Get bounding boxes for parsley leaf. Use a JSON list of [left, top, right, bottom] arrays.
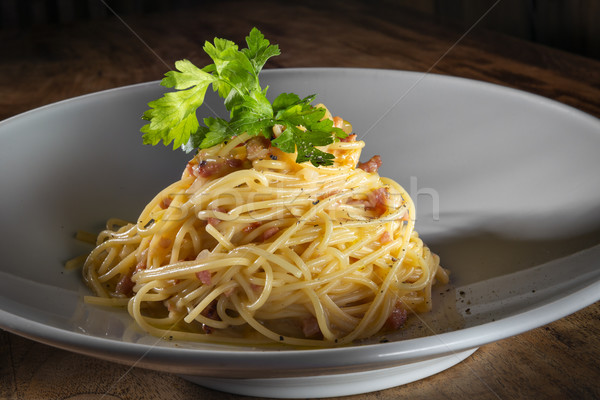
[[242, 27, 280, 75], [141, 27, 347, 167], [141, 60, 214, 149]]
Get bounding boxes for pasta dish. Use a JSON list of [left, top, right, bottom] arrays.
[[83, 109, 447, 346], [80, 29, 448, 347]]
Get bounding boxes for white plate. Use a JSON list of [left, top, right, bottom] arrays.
[[1, 68, 599, 398]]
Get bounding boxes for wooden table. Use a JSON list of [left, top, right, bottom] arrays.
[[1, 1, 599, 399]]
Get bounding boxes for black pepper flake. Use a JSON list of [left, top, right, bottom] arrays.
[[391, 257, 398, 262], [279, 335, 285, 341], [199, 160, 207, 167], [144, 218, 155, 229], [312, 200, 320, 205], [270, 154, 278, 160]]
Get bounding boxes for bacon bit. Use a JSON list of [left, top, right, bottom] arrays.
[[207, 206, 227, 226], [134, 250, 147, 273], [347, 187, 389, 216], [201, 300, 219, 320], [340, 133, 357, 142], [200, 300, 220, 334], [190, 154, 247, 179], [246, 136, 271, 161], [262, 226, 280, 241], [332, 116, 344, 129], [158, 236, 172, 248], [226, 158, 243, 168], [196, 160, 222, 177], [159, 196, 172, 209], [380, 231, 392, 244], [185, 161, 195, 177], [196, 270, 212, 285], [115, 272, 134, 296], [134, 261, 146, 273], [243, 221, 262, 233], [357, 155, 382, 173], [207, 217, 221, 226], [386, 305, 408, 330], [302, 316, 321, 338], [367, 187, 388, 216]]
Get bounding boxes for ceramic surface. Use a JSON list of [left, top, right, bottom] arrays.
[[1, 68, 599, 397]]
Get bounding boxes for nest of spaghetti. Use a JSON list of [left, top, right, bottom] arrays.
[[83, 108, 448, 347]]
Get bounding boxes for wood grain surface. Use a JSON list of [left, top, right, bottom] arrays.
[[1, 1, 599, 399]]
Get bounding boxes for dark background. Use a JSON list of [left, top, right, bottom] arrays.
[[1, 0, 599, 60]]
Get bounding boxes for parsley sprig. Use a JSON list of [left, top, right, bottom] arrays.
[[141, 28, 346, 166]]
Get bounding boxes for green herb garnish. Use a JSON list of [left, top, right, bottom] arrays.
[[141, 27, 346, 166]]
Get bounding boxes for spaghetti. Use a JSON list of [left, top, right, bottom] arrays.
[[83, 108, 448, 347]]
